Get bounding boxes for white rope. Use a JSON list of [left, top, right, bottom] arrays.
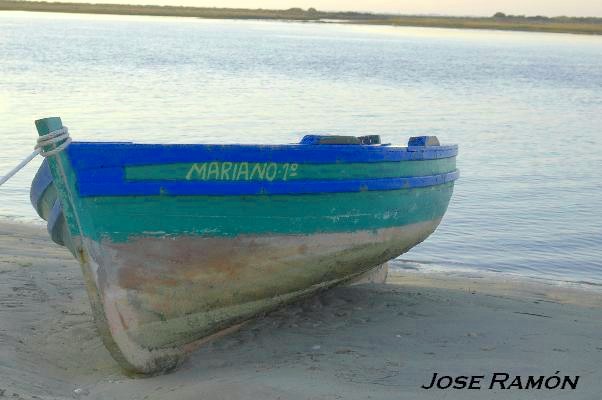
[[0, 149, 40, 186], [0, 126, 71, 187], [36, 126, 71, 157]]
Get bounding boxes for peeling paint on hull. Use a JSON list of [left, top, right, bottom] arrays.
[[80, 220, 440, 374]]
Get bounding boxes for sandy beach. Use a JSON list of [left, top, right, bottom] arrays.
[[1, 221, 601, 399]]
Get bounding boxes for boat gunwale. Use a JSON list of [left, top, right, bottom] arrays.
[[66, 142, 458, 170]]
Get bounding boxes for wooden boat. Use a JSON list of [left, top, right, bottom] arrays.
[[30, 117, 458, 375]]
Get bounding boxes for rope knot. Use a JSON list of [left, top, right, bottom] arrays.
[[35, 127, 71, 157]]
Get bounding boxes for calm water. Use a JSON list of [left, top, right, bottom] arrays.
[[1, 12, 601, 287]]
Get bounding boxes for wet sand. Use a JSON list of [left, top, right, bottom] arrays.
[[1, 221, 601, 399]]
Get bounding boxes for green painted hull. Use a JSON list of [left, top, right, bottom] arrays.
[[32, 117, 457, 375], [77, 184, 454, 241]]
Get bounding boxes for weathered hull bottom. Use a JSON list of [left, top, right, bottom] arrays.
[[76, 218, 441, 374]]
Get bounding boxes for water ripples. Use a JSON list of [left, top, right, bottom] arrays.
[[1, 12, 601, 286]]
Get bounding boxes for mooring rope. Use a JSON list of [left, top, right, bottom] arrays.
[[0, 127, 71, 186], [36, 127, 71, 157]]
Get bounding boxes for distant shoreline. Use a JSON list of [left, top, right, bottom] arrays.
[[2, 0, 602, 36]]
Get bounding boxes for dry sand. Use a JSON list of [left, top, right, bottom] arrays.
[[1, 221, 601, 399]]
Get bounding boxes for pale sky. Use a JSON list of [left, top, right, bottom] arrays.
[[73, 0, 602, 17]]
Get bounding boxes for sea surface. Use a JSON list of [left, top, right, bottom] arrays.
[[1, 11, 601, 287]]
